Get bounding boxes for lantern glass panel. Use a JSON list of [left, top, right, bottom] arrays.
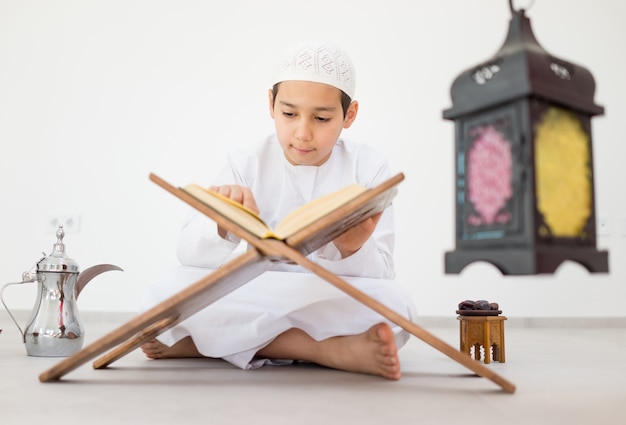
[[535, 106, 592, 238], [459, 106, 522, 242]]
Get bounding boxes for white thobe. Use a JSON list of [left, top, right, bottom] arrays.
[[142, 136, 417, 369]]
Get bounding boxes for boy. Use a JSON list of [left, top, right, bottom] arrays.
[[141, 43, 417, 380]]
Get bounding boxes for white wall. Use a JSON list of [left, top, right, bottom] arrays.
[[1, 0, 624, 318]]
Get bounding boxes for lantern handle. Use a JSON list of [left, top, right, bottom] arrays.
[[508, 0, 535, 14]]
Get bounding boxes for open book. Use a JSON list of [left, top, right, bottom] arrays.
[[182, 183, 367, 240]]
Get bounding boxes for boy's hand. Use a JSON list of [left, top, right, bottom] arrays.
[[209, 185, 259, 239], [332, 211, 383, 258]]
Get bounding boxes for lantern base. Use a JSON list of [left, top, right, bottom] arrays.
[[445, 246, 608, 275]]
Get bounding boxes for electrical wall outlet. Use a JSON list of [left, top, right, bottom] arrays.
[[47, 214, 81, 234]]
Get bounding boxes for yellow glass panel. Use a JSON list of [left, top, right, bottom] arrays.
[[535, 107, 591, 237]]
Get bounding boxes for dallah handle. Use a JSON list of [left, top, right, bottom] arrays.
[[0, 280, 33, 343]]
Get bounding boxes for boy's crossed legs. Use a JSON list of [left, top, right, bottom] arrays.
[[141, 322, 401, 380]]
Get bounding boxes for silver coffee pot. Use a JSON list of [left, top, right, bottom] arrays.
[[1, 225, 122, 357]]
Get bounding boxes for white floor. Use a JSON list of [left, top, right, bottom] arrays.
[[1, 312, 625, 425]]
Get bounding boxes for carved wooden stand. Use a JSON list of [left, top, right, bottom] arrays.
[[458, 315, 507, 364]]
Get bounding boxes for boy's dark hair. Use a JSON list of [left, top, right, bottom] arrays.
[[272, 83, 352, 118]]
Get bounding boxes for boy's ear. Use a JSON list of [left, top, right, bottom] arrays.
[[268, 89, 275, 119], [343, 100, 359, 129]]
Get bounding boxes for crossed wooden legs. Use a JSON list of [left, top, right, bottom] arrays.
[[39, 241, 515, 393]]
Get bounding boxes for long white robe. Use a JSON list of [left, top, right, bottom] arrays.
[[142, 136, 418, 369]]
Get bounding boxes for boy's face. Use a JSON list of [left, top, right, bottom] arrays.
[[269, 80, 358, 166]]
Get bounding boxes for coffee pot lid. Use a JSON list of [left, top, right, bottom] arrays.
[[37, 225, 79, 273]]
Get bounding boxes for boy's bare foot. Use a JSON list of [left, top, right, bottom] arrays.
[[320, 322, 401, 380], [140, 324, 401, 380], [258, 323, 401, 380], [141, 336, 203, 359]]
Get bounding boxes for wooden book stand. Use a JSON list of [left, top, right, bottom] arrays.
[[39, 173, 516, 394]]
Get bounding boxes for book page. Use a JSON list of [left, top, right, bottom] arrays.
[[183, 183, 368, 241], [274, 184, 367, 238], [182, 184, 272, 238]]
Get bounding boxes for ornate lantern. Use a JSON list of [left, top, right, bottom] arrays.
[[443, 4, 608, 275]]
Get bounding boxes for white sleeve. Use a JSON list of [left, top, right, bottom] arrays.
[[176, 210, 241, 268], [175, 153, 248, 268]]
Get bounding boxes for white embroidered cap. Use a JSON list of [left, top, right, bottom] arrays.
[[272, 43, 356, 99]]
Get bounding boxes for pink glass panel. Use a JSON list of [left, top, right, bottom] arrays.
[[467, 125, 513, 226]]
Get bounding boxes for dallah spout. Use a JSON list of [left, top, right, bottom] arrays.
[[75, 264, 123, 298]]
